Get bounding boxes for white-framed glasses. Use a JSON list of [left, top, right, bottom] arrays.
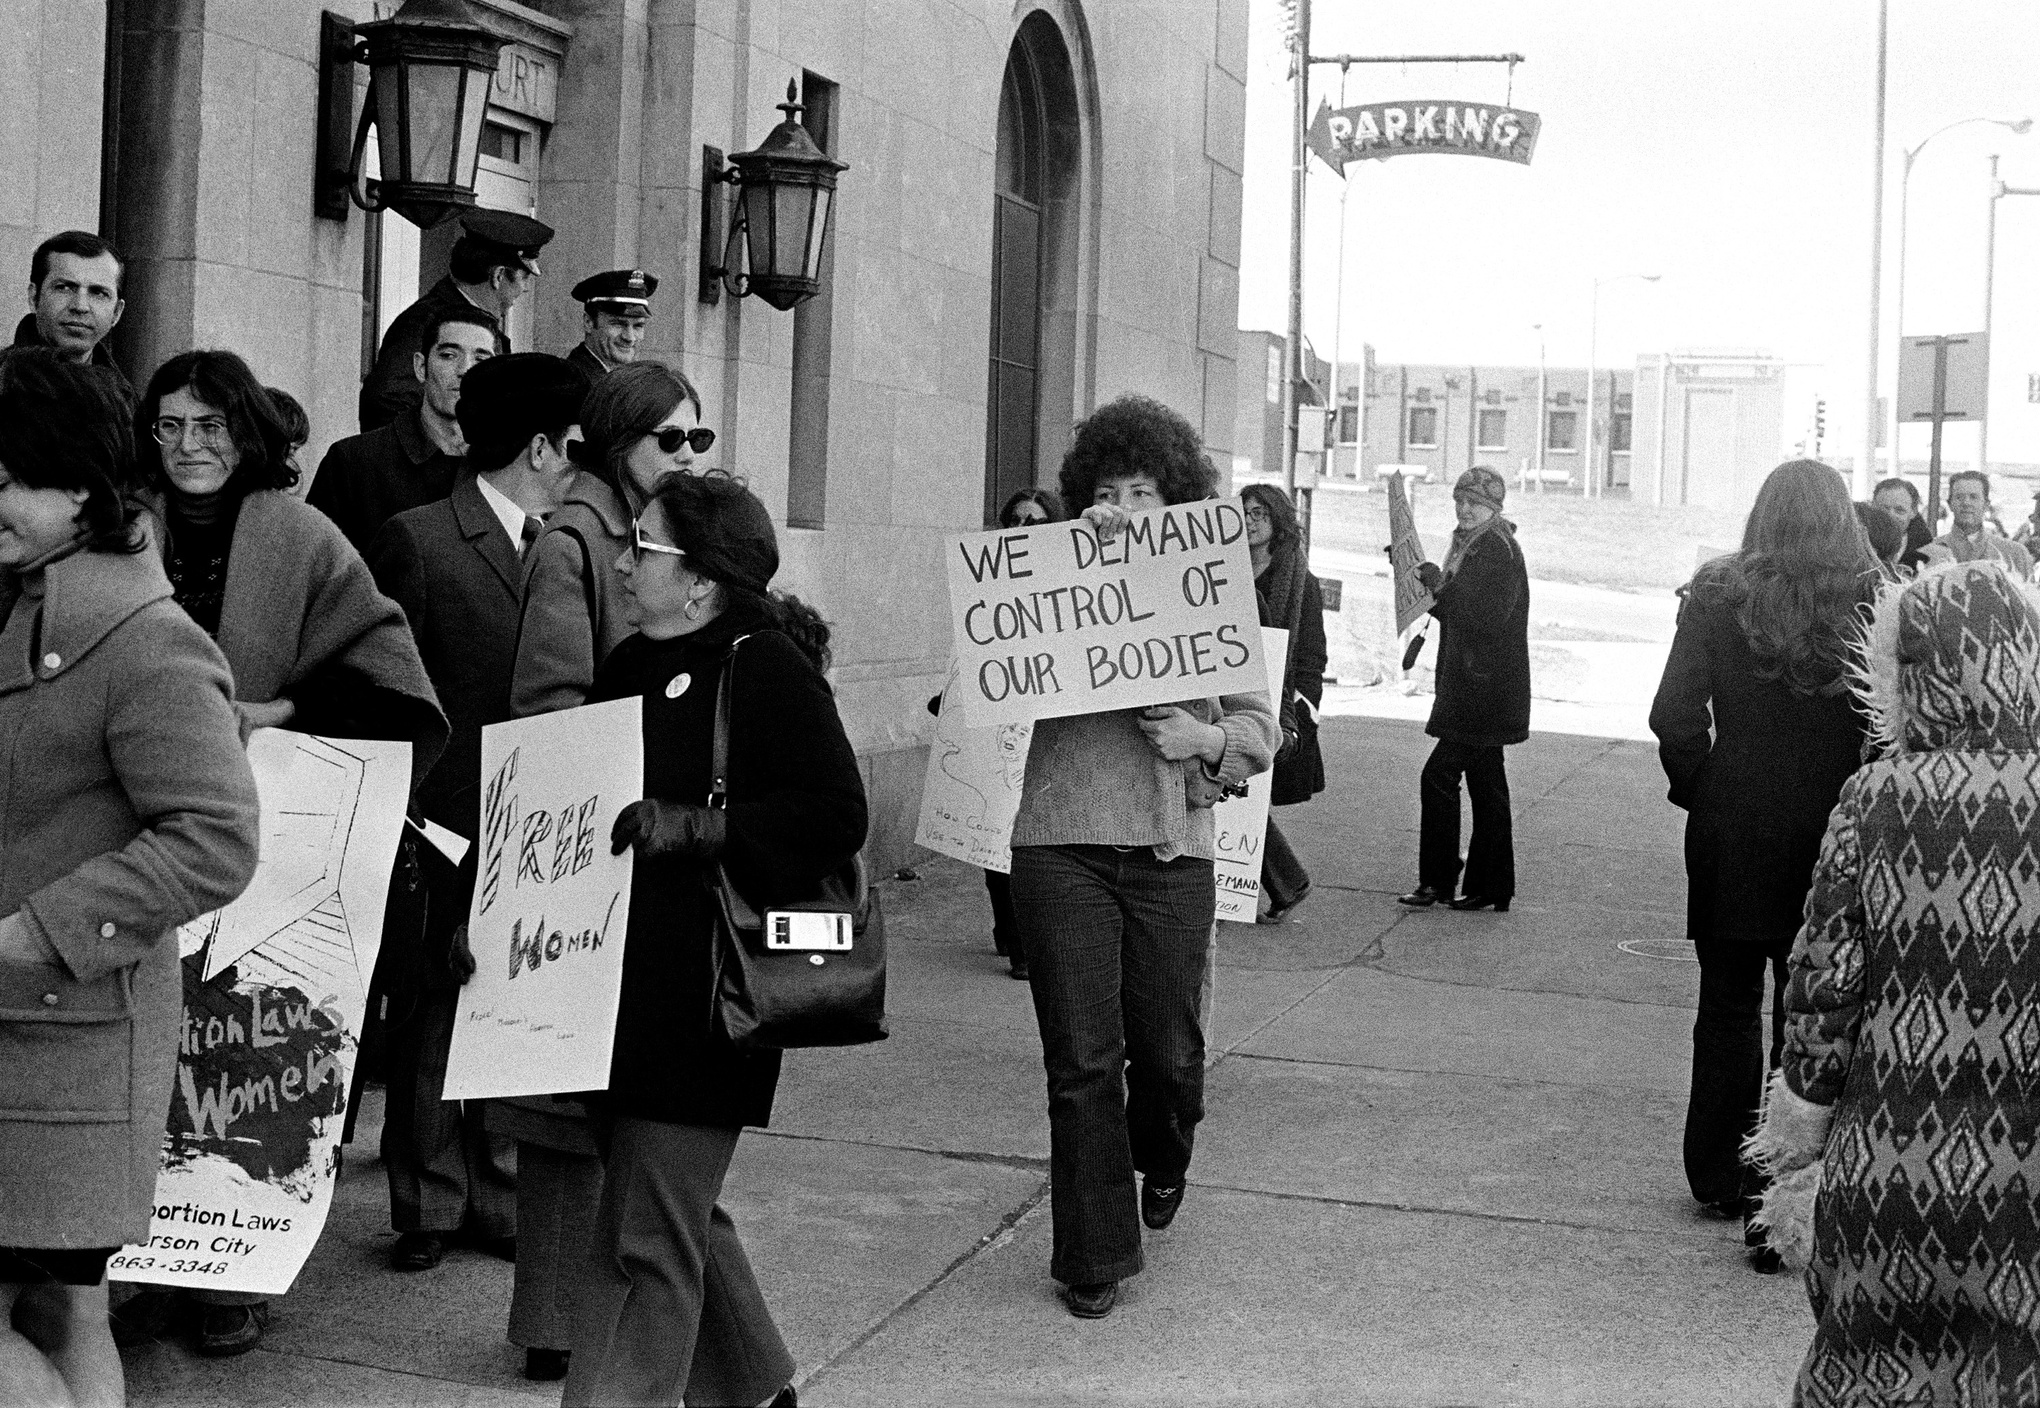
[[630, 518, 687, 563]]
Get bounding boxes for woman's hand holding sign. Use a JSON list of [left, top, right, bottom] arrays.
[[1138, 704, 1226, 765]]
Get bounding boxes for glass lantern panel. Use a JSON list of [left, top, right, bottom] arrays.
[[371, 65, 409, 179], [773, 182, 813, 280], [741, 181, 778, 277], [402, 61, 465, 186], [803, 187, 834, 282], [452, 67, 489, 191]]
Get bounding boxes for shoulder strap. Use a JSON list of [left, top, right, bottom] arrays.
[[708, 633, 754, 810]]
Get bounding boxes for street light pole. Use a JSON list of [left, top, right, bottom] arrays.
[[1532, 323, 1546, 494], [1860, 0, 1886, 500], [1584, 272, 1660, 501], [1979, 153, 2000, 475], [1282, 0, 1311, 523]]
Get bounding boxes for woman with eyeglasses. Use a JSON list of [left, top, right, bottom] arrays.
[[117, 350, 445, 1356], [1240, 483, 1327, 923], [562, 474, 862, 1408], [0, 350, 258, 1405]]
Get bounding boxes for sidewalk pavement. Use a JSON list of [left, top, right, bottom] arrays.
[[126, 715, 1810, 1407]]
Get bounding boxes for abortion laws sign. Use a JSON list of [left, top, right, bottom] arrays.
[[943, 499, 1267, 728]]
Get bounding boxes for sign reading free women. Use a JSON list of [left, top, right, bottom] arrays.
[[944, 498, 1266, 727]]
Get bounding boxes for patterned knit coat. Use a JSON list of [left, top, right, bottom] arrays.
[[1771, 562, 2040, 1407]]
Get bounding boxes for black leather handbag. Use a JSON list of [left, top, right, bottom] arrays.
[[706, 637, 888, 1052]]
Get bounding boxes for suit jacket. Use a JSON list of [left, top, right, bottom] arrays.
[[309, 406, 464, 556], [566, 343, 612, 380], [358, 277, 507, 432]]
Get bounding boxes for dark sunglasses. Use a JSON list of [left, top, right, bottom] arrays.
[[651, 426, 716, 456]]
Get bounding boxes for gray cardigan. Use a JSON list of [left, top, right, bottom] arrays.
[[1010, 693, 1278, 861]]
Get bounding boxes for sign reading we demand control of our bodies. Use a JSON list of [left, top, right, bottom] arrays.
[[944, 498, 1267, 728]]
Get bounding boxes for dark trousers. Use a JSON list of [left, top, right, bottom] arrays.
[[381, 989, 517, 1236], [984, 868, 1019, 955], [509, 1142, 603, 1351], [565, 1119, 792, 1408], [1684, 937, 1791, 1207], [1418, 739, 1515, 900], [1010, 844, 1214, 1287], [1260, 816, 1310, 908]]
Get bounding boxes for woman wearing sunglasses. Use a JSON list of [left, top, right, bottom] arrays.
[[563, 474, 862, 1408], [510, 361, 713, 718]]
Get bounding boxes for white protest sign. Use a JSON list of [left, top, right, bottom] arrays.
[[914, 663, 1032, 873], [1389, 473, 1434, 636], [944, 497, 1266, 728], [444, 696, 641, 1100], [1214, 629, 1290, 923], [111, 731, 410, 1296]]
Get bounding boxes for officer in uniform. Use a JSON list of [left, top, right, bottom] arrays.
[[359, 208, 554, 432], [566, 268, 657, 379]]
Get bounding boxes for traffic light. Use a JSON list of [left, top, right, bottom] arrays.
[[1814, 398, 1827, 445]]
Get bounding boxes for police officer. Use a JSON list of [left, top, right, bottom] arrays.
[[359, 208, 554, 432], [566, 268, 657, 378]]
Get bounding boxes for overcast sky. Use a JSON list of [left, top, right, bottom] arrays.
[[1236, 0, 2040, 464]]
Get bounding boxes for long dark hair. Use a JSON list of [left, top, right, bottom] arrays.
[[1240, 482, 1302, 556], [573, 362, 704, 501], [137, 350, 299, 495], [1693, 459, 1876, 693], [998, 486, 1067, 527], [0, 349, 143, 553]]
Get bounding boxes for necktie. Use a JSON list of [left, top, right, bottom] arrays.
[[520, 514, 545, 555]]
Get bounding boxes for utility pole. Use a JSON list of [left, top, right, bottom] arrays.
[[1980, 153, 1999, 474], [1281, 0, 1311, 544], [1859, 0, 1886, 498]]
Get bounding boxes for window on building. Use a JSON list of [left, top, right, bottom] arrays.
[[1412, 386, 1432, 403], [1553, 390, 1573, 407], [786, 70, 837, 529], [479, 121, 525, 164], [1615, 392, 1633, 412], [1547, 409, 1578, 451], [1610, 413, 1633, 453], [1407, 406, 1439, 448], [1483, 388, 1502, 406], [985, 41, 1047, 525], [1477, 408, 1507, 450], [1265, 345, 1281, 404], [1337, 404, 1358, 443]]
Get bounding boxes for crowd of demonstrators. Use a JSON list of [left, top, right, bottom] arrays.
[[1920, 470, 2034, 578], [1649, 459, 1881, 1275], [1007, 396, 1278, 1320], [1240, 483, 1326, 924], [1747, 559, 2040, 1404], [0, 351, 260, 1405], [1397, 465, 1531, 914]]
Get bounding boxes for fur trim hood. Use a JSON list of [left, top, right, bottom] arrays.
[[1850, 560, 2040, 757]]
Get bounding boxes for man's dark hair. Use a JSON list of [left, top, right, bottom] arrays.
[[1056, 395, 1219, 509], [1854, 500, 1901, 564], [137, 350, 301, 495], [456, 353, 588, 474], [448, 236, 516, 285], [0, 348, 142, 552], [421, 306, 499, 357], [30, 231, 124, 292], [1872, 476, 1920, 510], [1948, 469, 1992, 501]]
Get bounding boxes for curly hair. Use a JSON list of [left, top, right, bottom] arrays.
[[0, 349, 143, 553], [1056, 395, 1218, 508], [1240, 482, 1302, 556], [137, 350, 299, 494], [1690, 459, 1878, 695]]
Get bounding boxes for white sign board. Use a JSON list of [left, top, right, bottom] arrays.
[[943, 499, 1266, 728], [111, 732, 411, 1296], [914, 665, 1032, 873], [1897, 332, 1988, 422], [444, 697, 641, 1100], [1214, 629, 1291, 923]]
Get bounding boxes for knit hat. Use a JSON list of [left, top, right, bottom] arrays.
[[455, 353, 589, 473], [1454, 465, 1507, 512], [661, 473, 778, 594]]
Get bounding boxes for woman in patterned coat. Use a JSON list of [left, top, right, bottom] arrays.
[[1750, 560, 2040, 1405]]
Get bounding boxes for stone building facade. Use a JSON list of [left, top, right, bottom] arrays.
[[3, 0, 1250, 865]]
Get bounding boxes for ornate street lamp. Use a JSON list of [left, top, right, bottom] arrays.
[[315, 0, 507, 228], [700, 82, 849, 311]]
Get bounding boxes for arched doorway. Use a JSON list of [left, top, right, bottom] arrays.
[[984, 10, 1091, 526]]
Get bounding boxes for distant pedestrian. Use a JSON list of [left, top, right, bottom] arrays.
[[1852, 501, 1902, 579], [358, 210, 551, 432], [1240, 482, 1327, 923], [1649, 458, 1877, 1272], [1398, 464, 1530, 913], [1870, 477, 1930, 573], [566, 474, 859, 1408], [12, 231, 128, 389], [565, 269, 657, 379], [1920, 470, 2032, 579], [263, 386, 309, 474], [1748, 560, 2040, 1403], [0, 350, 258, 1405], [1008, 395, 1278, 1319]]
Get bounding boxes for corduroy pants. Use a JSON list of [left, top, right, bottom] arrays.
[[1011, 844, 1214, 1287]]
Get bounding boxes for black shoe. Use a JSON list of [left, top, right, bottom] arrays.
[[390, 1231, 447, 1271], [1448, 893, 1510, 912], [992, 931, 1010, 957], [1062, 1281, 1117, 1318], [1747, 1243, 1783, 1274], [523, 1348, 571, 1381], [1009, 955, 1029, 981], [1141, 1180, 1184, 1230], [1397, 886, 1444, 907], [197, 1301, 270, 1357], [454, 1222, 517, 1261], [1258, 883, 1312, 925]]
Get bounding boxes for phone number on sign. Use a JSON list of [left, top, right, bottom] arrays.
[[107, 1255, 231, 1277]]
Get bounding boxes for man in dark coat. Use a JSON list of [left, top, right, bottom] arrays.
[[311, 307, 495, 554], [358, 209, 552, 432], [13, 230, 131, 391], [366, 353, 587, 1271], [1399, 465, 1531, 911], [564, 268, 656, 379]]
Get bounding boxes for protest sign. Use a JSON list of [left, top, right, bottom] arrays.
[[1213, 628, 1290, 923], [914, 663, 1032, 873], [944, 498, 1266, 728], [444, 696, 641, 1100], [1388, 473, 1435, 636], [110, 731, 410, 1296]]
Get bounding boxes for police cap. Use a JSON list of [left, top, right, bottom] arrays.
[[572, 268, 658, 312], [456, 209, 555, 274]]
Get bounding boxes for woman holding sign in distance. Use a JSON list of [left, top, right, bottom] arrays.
[[569, 473, 861, 1408], [1009, 395, 1278, 1319], [1240, 483, 1327, 923], [0, 351, 259, 1406]]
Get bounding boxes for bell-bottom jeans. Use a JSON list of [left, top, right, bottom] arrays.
[[1418, 739, 1515, 900], [1684, 936, 1791, 1209], [1010, 844, 1214, 1287]]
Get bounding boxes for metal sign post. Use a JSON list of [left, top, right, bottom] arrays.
[[1896, 331, 1987, 528]]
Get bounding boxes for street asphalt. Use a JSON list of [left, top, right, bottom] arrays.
[[124, 715, 1811, 1407]]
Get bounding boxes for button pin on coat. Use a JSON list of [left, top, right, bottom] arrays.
[[100, 922, 116, 938], [42, 653, 60, 670], [666, 673, 691, 699]]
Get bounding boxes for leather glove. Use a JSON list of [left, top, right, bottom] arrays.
[[1416, 561, 1443, 592], [610, 799, 727, 859], [1277, 728, 1299, 764]]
